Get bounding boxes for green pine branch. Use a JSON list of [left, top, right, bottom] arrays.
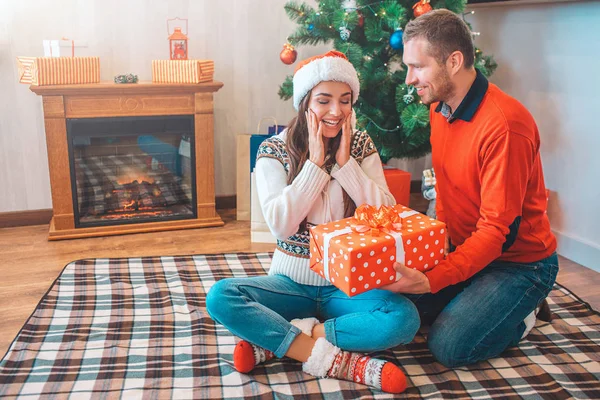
[[279, 0, 496, 162], [278, 75, 294, 100]]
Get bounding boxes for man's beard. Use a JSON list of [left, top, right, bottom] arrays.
[[424, 69, 455, 106]]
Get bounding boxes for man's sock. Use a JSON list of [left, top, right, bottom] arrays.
[[233, 317, 320, 373], [521, 298, 552, 339], [302, 337, 407, 394]]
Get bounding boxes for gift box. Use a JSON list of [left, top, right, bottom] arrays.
[[310, 204, 446, 297], [17, 56, 100, 85], [383, 166, 411, 206], [151, 60, 214, 83]]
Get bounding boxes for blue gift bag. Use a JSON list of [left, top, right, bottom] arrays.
[[250, 117, 286, 171]]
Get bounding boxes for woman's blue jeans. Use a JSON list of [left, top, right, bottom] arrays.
[[206, 275, 420, 358], [407, 252, 559, 368]]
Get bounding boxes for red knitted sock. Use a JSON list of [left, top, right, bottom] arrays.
[[303, 338, 407, 394], [233, 340, 275, 373], [328, 351, 407, 393]]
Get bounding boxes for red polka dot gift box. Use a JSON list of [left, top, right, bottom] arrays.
[[309, 204, 447, 297]]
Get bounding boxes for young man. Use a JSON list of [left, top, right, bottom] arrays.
[[381, 9, 558, 368]]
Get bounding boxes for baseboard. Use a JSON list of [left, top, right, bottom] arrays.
[[0, 196, 237, 229], [0, 209, 53, 228], [553, 229, 600, 273]]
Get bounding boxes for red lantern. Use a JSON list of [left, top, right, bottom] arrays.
[[167, 18, 189, 60]]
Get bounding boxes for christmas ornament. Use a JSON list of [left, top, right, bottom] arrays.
[[339, 26, 351, 41], [280, 43, 297, 65], [114, 73, 139, 84], [308, 23, 314, 31], [389, 29, 403, 50], [403, 86, 415, 104], [358, 12, 364, 27], [413, 0, 432, 18]]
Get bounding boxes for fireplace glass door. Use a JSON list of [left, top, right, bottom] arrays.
[[67, 115, 196, 227]]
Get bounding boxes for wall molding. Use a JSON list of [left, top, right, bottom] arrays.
[[553, 229, 600, 273], [0, 209, 53, 228], [0, 195, 238, 229]]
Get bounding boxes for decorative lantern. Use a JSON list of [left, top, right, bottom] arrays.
[[167, 18, 188, 60]]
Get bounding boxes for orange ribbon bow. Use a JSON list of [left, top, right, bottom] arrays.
[[351, 204, 403, 236]]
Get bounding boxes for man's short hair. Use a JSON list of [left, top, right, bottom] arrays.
[[403, 9, 475, 68]]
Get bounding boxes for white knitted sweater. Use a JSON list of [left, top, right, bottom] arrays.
[[255, 129, 395, 286]]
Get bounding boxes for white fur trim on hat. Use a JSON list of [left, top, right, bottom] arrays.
[[293, 56, 360, 110]]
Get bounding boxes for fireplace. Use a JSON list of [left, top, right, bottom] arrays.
[[68, 115, 196, 227], [30, 81, 224, 240]]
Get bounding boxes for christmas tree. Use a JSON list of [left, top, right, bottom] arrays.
[[278, 0, 497, 162]]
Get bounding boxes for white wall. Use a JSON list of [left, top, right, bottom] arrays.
[[469, 1, 600, 271], [0, 0, 329, 211]]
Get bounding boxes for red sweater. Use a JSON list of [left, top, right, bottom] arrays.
[[424, 73, 557, 294]]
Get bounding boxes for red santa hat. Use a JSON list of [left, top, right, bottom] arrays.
[[293, 50, 360, 110]]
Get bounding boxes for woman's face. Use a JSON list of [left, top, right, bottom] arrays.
[[308, 81, 352, 138]]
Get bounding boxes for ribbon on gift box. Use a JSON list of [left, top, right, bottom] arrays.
[[351, 204, 403, 236], [320, 205, 419, 282]]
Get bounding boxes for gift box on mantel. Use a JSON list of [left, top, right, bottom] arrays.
[[310, 204, 446, 297], [17, 56, 100, 85], [152, 60, 214, 83]]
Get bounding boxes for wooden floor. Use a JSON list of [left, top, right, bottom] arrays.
[[1, 208, 599, 357]]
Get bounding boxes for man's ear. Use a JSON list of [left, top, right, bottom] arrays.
[[447, 50, 465, 76]]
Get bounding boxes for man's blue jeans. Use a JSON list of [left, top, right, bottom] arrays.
[[407, 252, 559, 368], [206, 275, 420, 358]]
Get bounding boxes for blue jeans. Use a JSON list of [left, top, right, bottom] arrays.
[[407, 252, 559, 368], [206, 275, 420, 358]]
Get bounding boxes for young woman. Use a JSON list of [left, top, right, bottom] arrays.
[[206, 51, 419, 394]]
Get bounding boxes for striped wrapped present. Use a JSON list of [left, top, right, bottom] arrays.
[[16, 56, 100, 85], [152, 60, 214, 84]]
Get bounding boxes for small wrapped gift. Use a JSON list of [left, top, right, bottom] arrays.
[[151, 60, 214, 83], [17, 56, 100, 85], [310, 204, 446, 297]]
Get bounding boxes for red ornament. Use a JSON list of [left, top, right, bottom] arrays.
[[413, 0, 432, 18], [280, 43, 297, 65], [358, 12, 364, 27]]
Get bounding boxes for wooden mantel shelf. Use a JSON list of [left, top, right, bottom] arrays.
[[30, 81, 224, 96], [32, 80, 225, 240]]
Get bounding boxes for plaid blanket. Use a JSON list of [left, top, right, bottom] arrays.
[[1, 253, 599, 399]]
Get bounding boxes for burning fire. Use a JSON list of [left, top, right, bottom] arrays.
[[117, 175, 154, 185], [116, 167, 155, 185]]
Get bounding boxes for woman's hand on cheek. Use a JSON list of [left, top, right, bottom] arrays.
[[306, 109, 325, 167], [335, 113, 352, 167]]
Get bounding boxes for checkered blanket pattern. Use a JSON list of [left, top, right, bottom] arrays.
[[1, 253, 599, 399], [74, 155, 192, 217]]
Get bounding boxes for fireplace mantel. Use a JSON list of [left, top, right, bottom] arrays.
[[31, 81, 225, 240]]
